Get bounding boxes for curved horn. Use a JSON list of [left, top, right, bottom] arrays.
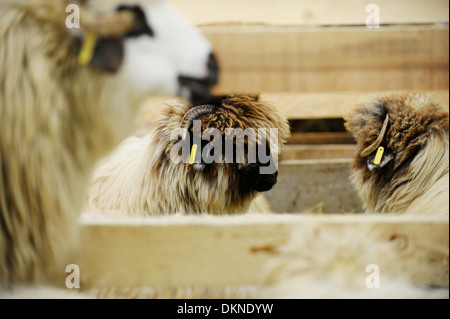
[[78, 3, 135, 38], [361, 114, 389, 157], [180, 104, 217, 140], [180, 104, 217, 129]]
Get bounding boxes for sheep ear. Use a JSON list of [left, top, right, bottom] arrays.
[[188, 142, 206, 171], [366, 145, 394, 171], [76, 35, 124, 73], [84, 5, 152, 73], [74, 4, 150, 73]]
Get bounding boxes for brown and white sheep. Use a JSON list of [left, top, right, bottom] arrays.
[[88, 94, 290, 216], [258, 92, 449, 299], [0, 0, 217, 291], [344, 92, 449, 216]]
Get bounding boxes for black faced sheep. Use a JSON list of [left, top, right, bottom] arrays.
[[0, 0, 217, 290], [88, 94, 290, 216], [344, 92, 449, 215]]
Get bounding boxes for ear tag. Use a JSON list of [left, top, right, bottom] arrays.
[[373, 146, 384, 165], [78, 32, 98, 66], [189, 144, 198, 165]]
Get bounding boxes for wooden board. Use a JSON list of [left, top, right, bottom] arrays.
[[262, 91, 450, 119], [286, 132, 355, 144], [137, 90, 450, 125], [75, 214, 449, 289], [280, 144, 356, 160], [167, 1, 449, 93], [169, 0, 449, 26], [203, 26, 448, 93], [265, 159, 362, 213]]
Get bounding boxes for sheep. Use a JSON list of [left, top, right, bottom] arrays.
[[260, 222, 449, 299], [84, 94, 288, 298], [0, 0, 217, 291], [88, 94, 290, 216], [258, 92, 449, 299], [344, 92, 449, 215]]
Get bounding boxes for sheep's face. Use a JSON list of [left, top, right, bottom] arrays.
[[154, 94, 290, 214], [70, 0, 218, 103], [344, 93, 449, 211]]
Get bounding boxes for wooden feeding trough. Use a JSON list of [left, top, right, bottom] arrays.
[[75, 0, 449, 294]]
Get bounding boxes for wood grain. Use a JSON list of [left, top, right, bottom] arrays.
[[280, 144, 356, 160], [286, 132, 355, 144], [264, 159, 362, 213], [169, 0, 449, 26], [137, 90, 449, 125], [203, 26, 448, 93], [75, 214, 449, 288]]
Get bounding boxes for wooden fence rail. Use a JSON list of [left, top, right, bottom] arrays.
[[75, 214, 449, 289]]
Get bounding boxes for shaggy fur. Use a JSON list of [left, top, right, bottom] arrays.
[[258, 93, 449, 300], [260, 222, 449, 299], [344, 93, 449, 215], [0, 0, 140, 286], [88, 94, 290, 216], [0, 0, 215, 290]]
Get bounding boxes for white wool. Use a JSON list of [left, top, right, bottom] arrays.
[[260, 224, 449, 299], [0, 0, 214, 291]]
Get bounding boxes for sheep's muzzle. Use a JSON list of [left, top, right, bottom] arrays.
[[239, 164, 278, 192]]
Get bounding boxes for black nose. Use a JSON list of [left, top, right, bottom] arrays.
[[239, 164, 279, 193], [178, 52, 220, 104], [252, 172, 278, 192]]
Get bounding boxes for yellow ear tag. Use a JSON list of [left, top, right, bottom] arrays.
[[373, 146, 384, 165], [77, 32, 98, 66], [189, 144, 198, 165]]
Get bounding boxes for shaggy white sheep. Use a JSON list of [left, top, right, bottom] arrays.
[[0, 0, 217, 292]]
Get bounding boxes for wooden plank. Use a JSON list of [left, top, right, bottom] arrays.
[[204, 26, 448, 93], [75, 214, 449, 288], [262, 91, 450, 119], [280, 144, 356, 160], [265, 159, 362, 213], [137, 90, 450, 124], [286, 132, 355, 145], [169, 0, 449, 26], [205, 26, 448, 74]]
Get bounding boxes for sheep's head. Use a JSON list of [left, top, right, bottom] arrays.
[[345, 93, 448, 174], [344, 93, 449, 212], [152, 94, 290, 214], [63, 0, 218, 103]]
